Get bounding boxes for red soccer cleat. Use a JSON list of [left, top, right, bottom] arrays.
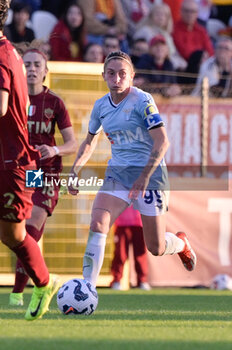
[[176, 232, 196, 271]]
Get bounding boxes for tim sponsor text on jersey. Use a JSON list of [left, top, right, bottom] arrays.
[[105, 103, 162, 145], [27, 121, 52, 134], [105, 126, 145, 145]]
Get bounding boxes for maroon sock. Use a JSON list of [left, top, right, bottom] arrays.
[[12, 259, 29, 293], [26, 223, 45, 242], [11, 234, 49, 288], [12, 224, 46, 293]]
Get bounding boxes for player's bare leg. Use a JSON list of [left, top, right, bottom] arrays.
[[141, 214, 166, 256], [27, 205, 48, 232], [141, 215, 196, 270], [83, 192, 128, 287]]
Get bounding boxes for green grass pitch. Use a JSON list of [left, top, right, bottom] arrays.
[[0, 287, 232, 350]]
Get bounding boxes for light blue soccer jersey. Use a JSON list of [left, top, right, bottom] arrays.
[[88, 86, 169, 190]]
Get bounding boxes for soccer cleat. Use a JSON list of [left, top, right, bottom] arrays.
[[111, 282, 122, 290], [176, 232, 197, 271], [139, 282, 151, 291], [9, 292, 24, 306], [25, 274, 60, 321]]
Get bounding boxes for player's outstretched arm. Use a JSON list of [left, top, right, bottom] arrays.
[[68, 132, 99, 195], [54, 126, 77, 156], [129, 126, 169, 199], [35, 127, 77, 160]]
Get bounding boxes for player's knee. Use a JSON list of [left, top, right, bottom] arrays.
[[90, 207, 111, 234], [90, 220, 109, 234]]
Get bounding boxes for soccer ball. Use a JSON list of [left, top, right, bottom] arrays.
[[210, 274, 232, 290], [57, 278, 98, 315]]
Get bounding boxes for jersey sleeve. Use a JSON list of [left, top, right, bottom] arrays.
[[138, 92, 164, 130], [0, 64, 11, 92], [55, 97, 72, 130], [88, 100, 103, 135]]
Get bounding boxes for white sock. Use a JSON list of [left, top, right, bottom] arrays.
[[163, 232, 185, 255], [83, 230, 107, 287]]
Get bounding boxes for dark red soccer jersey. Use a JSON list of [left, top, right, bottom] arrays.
[[28, 86, 72, 171], [0, 37, 39, 170]]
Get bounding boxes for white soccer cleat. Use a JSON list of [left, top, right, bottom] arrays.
[[139, 282, 151, 291], [111, 282, 122, 290]]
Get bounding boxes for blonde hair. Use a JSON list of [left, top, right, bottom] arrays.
[[147, 3, 173, 34], [12, 39, 50, 60], [0, 0, 9, 29]]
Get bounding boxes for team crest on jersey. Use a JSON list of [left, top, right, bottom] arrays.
[[44, 108, 54, 119], [28, 105, 36, 116], [123, 108, 133, 120]]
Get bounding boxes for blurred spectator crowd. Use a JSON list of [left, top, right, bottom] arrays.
[[5, 0, 232, 97]]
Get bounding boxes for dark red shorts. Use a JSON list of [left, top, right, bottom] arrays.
[[0, 167, 33, 222], [32, 173, 59, 216]]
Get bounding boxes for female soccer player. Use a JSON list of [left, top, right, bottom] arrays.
[[9, 44, 77, 306], [0, 0, 60, 321], [68, 51, 196, 287]]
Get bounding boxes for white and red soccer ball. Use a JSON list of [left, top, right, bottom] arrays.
[[57, 278, 98, 315], [210, 274, 232, 290]]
